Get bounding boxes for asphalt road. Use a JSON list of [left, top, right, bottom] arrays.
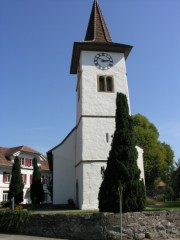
[[0, 234, 180, 240], [0, 234, 68, 240]]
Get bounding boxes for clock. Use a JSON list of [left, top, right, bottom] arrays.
[[94, 53, 113, 70]]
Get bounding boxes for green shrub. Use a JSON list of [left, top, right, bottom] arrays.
[[0, 210, 30, 233], [1, 200, 10, 208], [155, 194, 165, 202], [146, 197, 156, 206]]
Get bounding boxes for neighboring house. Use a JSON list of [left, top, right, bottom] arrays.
[[47, 0, 145, 210], [0, 145, 52, 204]]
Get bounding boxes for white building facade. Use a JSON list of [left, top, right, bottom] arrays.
[[47, 0, 145, 210], [0, 146, 52, 204]]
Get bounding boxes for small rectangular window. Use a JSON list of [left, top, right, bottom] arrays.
[[3, 191, 9, 201], [20, 158, 25, 166], [3, 172, 11, 183], [106, 77, 113, 92], [99, 76, 105, 91], [98, 76, 114, 92]]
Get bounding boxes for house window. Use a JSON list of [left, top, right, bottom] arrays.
[[3, 191, 9, 201], [3, 172, 11, 183], [99, 76, 105, 91], [19, 158, 25, 166], [97, 76, 114, 92], [42, 175, 49, 184]]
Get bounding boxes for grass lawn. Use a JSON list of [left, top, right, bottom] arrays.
[[145, 200, 180, 211], [30, 201, 180, 214], [1, 201, 180, 214]]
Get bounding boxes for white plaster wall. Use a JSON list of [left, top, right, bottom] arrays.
[[80, 51, 131, 117], [53, 130, 76, 204], [136, 146, 145, 182], [80, 162, 106, 210], [82, 117, 115, 160], [78, 149, 145, 210]]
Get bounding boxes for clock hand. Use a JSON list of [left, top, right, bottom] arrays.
[[99, 58, 110, 62]]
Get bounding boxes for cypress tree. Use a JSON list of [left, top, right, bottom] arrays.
[[8, 156, 24, 204], [30, 158, 45, 204], [98, 93, 146, 213]]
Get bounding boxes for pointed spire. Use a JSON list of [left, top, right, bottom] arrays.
[[70, 0, 133, 74], [85, 0, 112, 42]]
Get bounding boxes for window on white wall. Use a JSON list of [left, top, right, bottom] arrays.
[[97, 76, 114, 92], [3, 172, 11, 183], [3, 191, 8, 201], [19, 158, 25, 166]]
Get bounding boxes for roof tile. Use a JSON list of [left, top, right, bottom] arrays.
[[0, 146, 49, 170], [85, 0, 112, 42]]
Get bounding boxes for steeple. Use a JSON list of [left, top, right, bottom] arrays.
[[70, 0, 133, 74], [85, 0, 112, 42]]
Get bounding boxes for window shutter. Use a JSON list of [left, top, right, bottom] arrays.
[[25, 158, 28, 166], [25, 158, 31, 167]]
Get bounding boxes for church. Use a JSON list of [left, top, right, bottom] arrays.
[[47, 0, 145, 210]]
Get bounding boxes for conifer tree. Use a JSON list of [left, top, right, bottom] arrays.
[[98, 93, 146, 213], [8, 156, 24, 204], [30, 158, 45, 204]]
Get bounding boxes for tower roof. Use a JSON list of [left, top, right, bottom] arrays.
[[85, 0, 112, 42], [70, 0, 133, 74]]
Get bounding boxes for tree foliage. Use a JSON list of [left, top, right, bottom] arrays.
[[171, 159, 180, 199], [98, 93, 146, 213], [132, 114, 174, 195], [8, 156, 24, 204], [30, 158, 45, 204]]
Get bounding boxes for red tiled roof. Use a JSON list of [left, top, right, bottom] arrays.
[[158, 181, 167, 187], [40, 159, 50, 171], [0, 147, 13, 166], [0, 146, 49, 170]]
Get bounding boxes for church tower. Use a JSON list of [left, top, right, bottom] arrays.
[[71, 0, 133, 209], [47, 0, 144, 210]]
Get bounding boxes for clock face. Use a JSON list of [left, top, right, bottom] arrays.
[[94, 53, 113, 70]]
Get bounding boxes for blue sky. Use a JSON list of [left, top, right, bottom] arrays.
[[0, 0, 179, 162]]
